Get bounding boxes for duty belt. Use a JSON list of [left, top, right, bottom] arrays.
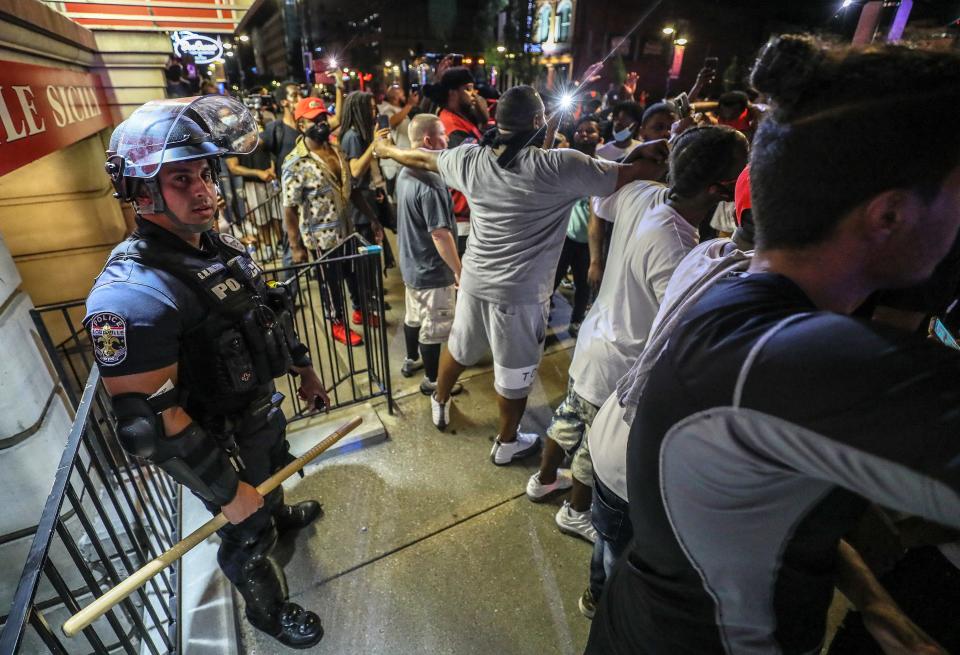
[[203, 391, 285, 472]]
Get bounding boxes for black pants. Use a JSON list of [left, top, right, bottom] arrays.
[[315, 253, 360, 322], [553, 237, 590, 324], [199, 408, 289, 585]]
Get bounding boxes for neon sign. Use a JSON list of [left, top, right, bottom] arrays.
[[171, 31, 224, 65]]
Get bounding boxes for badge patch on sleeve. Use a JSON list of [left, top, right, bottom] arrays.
[[90, 312, 127, 366]]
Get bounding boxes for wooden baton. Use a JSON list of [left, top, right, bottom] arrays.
[[62, 416, 362, 637]]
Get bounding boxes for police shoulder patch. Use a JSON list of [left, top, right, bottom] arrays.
[[89, 312, 128, 366], [218, 233, 247, 254]]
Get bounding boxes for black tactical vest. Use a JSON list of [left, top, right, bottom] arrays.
[[105, 228, 296, 418]]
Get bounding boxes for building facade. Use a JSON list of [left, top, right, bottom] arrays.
[[530, 0, 576, 88]]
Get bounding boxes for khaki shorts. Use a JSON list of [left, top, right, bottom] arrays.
[[546, 379, 599, 487], [404, 285, 456, 344], [447, 290, 550, 400]]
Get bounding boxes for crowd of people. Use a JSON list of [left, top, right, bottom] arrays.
[[134, 32, 960, 653]]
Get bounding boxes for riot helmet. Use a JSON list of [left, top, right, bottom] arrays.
[[105, 95, 258, 232]]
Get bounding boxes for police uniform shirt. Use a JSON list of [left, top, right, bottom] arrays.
[[84, 219, 241, 377]]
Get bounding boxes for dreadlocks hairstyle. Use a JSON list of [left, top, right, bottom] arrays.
[[667, 125, 749, 200], [339, 91, 375, 146], [749, 34, 960, 250]]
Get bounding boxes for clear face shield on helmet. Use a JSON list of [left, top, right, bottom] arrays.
[[105, 96, 259, 232]]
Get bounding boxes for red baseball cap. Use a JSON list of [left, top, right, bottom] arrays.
[[294, 97, 328, 121], [734, 165, 752, 227]]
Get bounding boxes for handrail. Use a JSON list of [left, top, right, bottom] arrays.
[[0, 368, 100, 653], [0, 365, 183, 653]]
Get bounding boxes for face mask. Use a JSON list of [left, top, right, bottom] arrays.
[[305, 122, 330, 144], [613, 124, 635, 142]]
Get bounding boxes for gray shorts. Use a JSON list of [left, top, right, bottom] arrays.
[[447, 290, 550, 400]]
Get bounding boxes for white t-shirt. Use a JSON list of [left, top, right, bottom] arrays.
[[589, 238, 749, 501], [569, 181, 696, 407], [587, 392, 631, 501], [436, 144, 619, 305], [378, 102, 410, 180], [596, 140, 640, 163]]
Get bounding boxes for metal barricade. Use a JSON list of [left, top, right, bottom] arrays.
[[0, 367, 182, 654], [4, 186, 394, 655], [27, 233, 394, 421], [266, 232, 395, 416]]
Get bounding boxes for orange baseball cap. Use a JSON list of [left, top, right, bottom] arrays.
[[294, 97, 329, 121]]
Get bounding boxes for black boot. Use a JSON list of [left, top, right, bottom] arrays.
[[274, 500, 323, 535], [236, 557, 324, 649], [277, 602, 325, 649]]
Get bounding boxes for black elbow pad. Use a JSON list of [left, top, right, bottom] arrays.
[[114, 394, 162, 459], [112, 393, 240, 506]]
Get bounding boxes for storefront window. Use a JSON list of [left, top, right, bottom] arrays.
[[536, 4, 553, 43], [557, 1, 572, 42]]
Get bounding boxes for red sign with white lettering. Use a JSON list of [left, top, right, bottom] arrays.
[[0, 60, 114, 177]]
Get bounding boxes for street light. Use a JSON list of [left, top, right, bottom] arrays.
[[675, 37, 688, 45], [224, 42, 233, 50], [496, 45, 506, 53], [239, 34, 249, 42], [662, 26, 675, 35], [385, 60, 393, 67]]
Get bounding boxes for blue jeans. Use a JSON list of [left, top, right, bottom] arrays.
[[589, 476, 633, 601]]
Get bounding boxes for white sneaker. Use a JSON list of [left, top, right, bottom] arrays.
[[526, 469, 573, 502], [489, 431, 540, 466], [431, 392, 450, 431], [555, 501, 597, 543]]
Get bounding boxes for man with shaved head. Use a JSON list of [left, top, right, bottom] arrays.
[[395, 114, 463, 395]]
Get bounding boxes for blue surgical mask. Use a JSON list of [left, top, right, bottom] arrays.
[[613, 124, 635, 142]]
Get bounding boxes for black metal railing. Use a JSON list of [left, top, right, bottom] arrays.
[[0, 367, 182, 654], [1, 188, 395, 654], [27, 233, 394, 420], [269, 232, 395, 416]]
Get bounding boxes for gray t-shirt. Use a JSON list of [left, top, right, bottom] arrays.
[[436, 144, 619, 305], [396, 166, 457, 289]]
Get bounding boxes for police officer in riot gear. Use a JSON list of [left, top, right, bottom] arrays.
[[85, 96, 328, 649]]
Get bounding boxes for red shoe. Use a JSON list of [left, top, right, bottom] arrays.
[[351, 309, 381, 328], [331, 321, 362, 346]]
